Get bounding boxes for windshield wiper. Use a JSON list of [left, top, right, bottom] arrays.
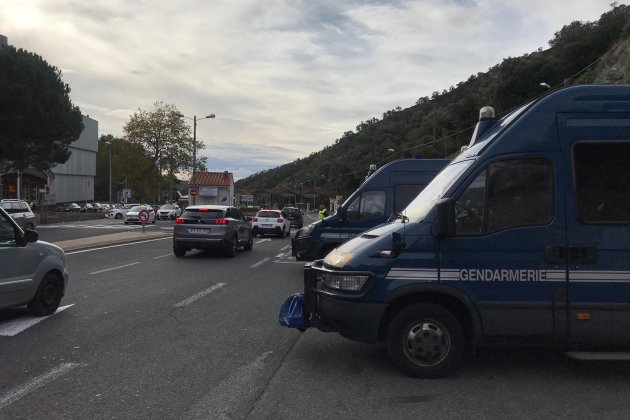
[[387, 212, 409, 223]]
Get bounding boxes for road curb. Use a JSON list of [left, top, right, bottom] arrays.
[[54, 231, 171, 252]]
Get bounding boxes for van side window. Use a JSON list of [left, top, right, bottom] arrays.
[[456, 158, 554, 235], [574, 142, 630, 223], [346, 191, 386, 220], [394, 184, 426, 213], [0, 213, 16, 247]]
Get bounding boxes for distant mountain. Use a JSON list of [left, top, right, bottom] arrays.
[[236, 4, 630, 200]]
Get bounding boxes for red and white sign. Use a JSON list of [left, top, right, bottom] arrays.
[[138, 209, 150, 224], [190, 188, 198, 197]]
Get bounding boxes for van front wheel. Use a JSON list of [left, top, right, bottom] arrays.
[[386, 303, 465, 378]]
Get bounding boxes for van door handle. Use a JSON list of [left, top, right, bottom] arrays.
[[544, 246, 566, 264], [569, 246, 597, 264]]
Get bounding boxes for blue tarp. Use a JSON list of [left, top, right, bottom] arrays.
[[279, 293, 308, 331]]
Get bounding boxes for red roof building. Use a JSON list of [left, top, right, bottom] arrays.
[[189, 171, 234, 206]]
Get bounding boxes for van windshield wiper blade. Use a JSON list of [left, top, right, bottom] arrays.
[[388, 212, 409, 223]]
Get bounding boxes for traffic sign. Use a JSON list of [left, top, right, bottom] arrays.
[[190, 188, 198, 197], [138, 209, 150, 224]]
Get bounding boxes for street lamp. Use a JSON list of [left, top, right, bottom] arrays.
[[176, 112, 216, 205]]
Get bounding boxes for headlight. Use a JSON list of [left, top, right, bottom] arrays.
[[324, 248, 353, 268], [318, 272, 369, 292]]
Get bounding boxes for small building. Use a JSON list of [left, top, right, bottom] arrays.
[[189, 171, 234, 206]]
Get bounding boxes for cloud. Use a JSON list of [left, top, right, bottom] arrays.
[[0, 0, 617, 179]]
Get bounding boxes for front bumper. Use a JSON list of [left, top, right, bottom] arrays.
[[303, 261, 387, 343], [291, 234, 321, 261]]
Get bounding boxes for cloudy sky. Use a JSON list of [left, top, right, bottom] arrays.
[[0, 0, 620, 179]]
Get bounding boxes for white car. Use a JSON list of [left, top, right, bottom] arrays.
[[108, 203, 140, 219], [156, 203, 182, 220], [251, 209, 291, 238], [124, 205, 156, 224]]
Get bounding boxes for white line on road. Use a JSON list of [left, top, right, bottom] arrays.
[[274, 260, 305, 265], [280, 245, 290, 251], [174, 283, 226, 307], [275, 253, 285, 258], [183, 351, 273, 419], [152, 253, 172, 259], [0, 362, 82, 409], [89, 262, 140, 275], [250, 258, 269, 268], [255, 238, 271, 244], [0, 305, 75, 337], [65, 237, 170, 255]]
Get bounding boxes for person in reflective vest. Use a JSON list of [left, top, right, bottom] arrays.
[[318, 204, 329, 220]]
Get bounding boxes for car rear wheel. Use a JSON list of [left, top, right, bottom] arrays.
[[244, 233, 253, 251], [28, 273, 63, 316], [386, 303, 465, 378], [278, 227, 285, 238], [285, 226, 291, 237], [173, 245, 186, 257], [226, 235, 238, 258], [115, 213, 122, 219]]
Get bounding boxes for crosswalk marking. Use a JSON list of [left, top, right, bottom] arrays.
[[0, 304, 74, 336]]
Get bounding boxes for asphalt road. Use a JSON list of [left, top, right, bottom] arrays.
[[36, 218, 173, 243], [3, 226, 630, 419]]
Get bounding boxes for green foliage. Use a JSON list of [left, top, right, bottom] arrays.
[[236, 4, 630, 199], [0, 45, 83, 171]]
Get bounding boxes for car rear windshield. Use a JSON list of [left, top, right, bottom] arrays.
[[282, 208, 300, 216], [257, 211, 280, 218], [181, 209, 225, 220], [161, 204, 176, 210]]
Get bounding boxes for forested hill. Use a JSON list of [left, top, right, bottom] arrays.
[[235, 5, 630, 198]]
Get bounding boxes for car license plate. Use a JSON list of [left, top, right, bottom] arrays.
[[188, 228, 209, 234], [262, 224, 272, 227]]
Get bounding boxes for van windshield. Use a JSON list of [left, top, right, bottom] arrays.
[[400, 160, 474, 223]]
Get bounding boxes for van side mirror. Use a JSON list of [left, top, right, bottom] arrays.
[[433, 198, 456, 238], [337, 206, 346, 221]]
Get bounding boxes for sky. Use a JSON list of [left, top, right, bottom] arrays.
[[0, 0, 622, 180]]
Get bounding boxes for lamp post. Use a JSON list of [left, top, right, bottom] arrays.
[[176, 112, 215, 205]]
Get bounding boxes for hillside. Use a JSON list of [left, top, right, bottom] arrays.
[[236, 4, 630, 200]]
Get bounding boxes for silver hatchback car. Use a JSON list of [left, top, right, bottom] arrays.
[[0, 207, 68, 316], [173, 205, 253, 257], [0, 199, 36, 230]]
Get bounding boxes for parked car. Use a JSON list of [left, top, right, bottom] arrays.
[[60, 203, 81, 213], [172, 205, 253, 257], [0, 199, 37, 230], [251, 209, 291, 238], [281, 207, 304, 228], [108, 203, 140, 219], [124, 205, 156, 224], [157, 203, 182, 220], [80, 203, 95, 213], [0, 207, 68, 316], [92, 203, 104, 212]]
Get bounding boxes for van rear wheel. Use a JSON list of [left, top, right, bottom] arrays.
[[28, 273, 63, 316], [386, 303, 465, 378]]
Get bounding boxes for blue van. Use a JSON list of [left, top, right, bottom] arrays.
[[286, 85, 630, 378], [291, 159, 449, 261]]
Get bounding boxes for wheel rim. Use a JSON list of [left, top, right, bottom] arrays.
[[42, 283, 59, 307], [403, 319, 451, 367]]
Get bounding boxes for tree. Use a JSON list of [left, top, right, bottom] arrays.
[[0, 45, 84, 171]]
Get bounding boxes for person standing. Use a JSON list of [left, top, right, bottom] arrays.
[[318, 203, 329, 220]]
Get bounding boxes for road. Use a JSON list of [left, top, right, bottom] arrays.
[[2, 219, 630, 419]]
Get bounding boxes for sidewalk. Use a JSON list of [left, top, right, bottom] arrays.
[[53, 230, 170, 252]]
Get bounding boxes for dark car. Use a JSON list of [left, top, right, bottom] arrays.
[[281, 207, 303, 228], [172, 205, 253, 257]]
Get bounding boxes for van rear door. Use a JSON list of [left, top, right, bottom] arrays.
[[560, 113, 630, 347]]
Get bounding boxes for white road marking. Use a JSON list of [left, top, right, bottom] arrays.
[[279, 245, 290, 251], [275, 253, 285, 258], [65, 237, 170, 255], [250, 258, 269, 268], [174, 283, 226, 308], [0, 305, 74, 337], [274, 259, 305, 265], [255, 238, 271, 244], [152, 253, 172, 259], [0, 362, 81, 409], [89, 262, 141, 275], [183, 351, 273, 419]]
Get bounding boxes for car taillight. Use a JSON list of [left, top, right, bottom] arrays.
[[176, 218, 184, 224], [252, 217, 258, 222], [215, 219, 228, 225], [277, 218, 284, 223]]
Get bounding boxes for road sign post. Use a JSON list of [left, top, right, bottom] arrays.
[[190, 188, 198, 206], [138, 209, 150, 232]]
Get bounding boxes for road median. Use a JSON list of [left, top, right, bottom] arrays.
[[53, 230, 170, 252]]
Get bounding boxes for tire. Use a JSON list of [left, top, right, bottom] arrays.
[[225, 235, 238, 258], [115, 213, 122, 219], [386, 303, 465, 378], [286, 226, 291, 237], [278, 227, 285, 238], [173, 245, 186, 257], [124, 221, 128, 224], [244, 233, 253, 251], [152, 219, 156, 224], [27, 273, 63, 316]]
